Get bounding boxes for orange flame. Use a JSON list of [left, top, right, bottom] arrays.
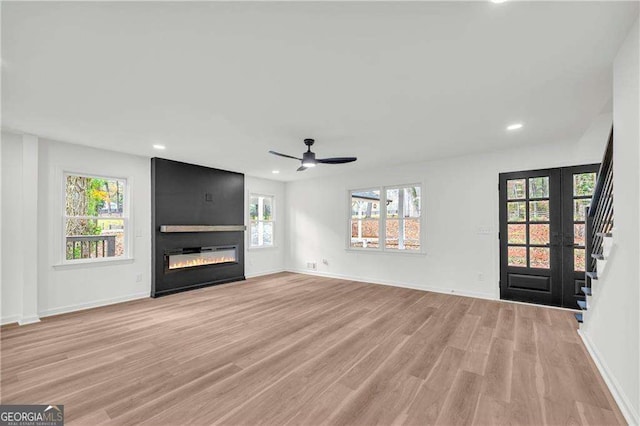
[[169, 254, 236, 270]]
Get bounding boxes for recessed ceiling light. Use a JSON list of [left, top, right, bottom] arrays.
[[153, 144, 166, 150], [272, 170, 280, 174], [491, 0, 507, 3], [507, 123, 523, 131]]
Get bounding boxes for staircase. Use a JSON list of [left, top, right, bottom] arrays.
[[576, 130, 613, 325]]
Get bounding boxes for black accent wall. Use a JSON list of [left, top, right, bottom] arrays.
[[151, 158, 245, 297]]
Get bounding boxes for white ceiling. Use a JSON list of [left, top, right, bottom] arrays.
[[2, 1, 637, 181]]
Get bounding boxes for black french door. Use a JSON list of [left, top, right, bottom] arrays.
[[499, 164, 599, 309], [499, 168, 562, 306], [560, 164, 601, 309]]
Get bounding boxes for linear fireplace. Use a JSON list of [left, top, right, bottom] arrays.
[[151, 158, 245, 297], [166, 246, 238, 271]]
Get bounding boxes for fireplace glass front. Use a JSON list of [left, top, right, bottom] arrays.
[[166, 246, 237, 271]]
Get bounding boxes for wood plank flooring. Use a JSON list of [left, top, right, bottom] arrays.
[[0, 273, 625, 425]]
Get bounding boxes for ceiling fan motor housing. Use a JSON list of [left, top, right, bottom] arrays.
[[302, 151, 316, 163]]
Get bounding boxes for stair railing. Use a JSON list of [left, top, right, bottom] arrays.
[[586, 128, 614, 277]]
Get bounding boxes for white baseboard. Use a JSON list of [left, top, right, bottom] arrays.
[[18, 315, 41, 325], [287, 268, 495, 301], [246, 269, 286, 279], [578, 330, 639, 426], [2, 315, 40, 326], [38, 292, 149, 319], [1, 314, 22, 326], [287, 270, 582, 313]]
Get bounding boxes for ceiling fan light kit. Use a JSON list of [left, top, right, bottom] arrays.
[[269, 138, 357, 172]]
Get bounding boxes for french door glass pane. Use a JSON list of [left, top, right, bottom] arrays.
[[508, 202, 526, 222], [573, 173, 597, 196], [574, 249, 586, 271], [508, 246, 527, 267], [529, 177, 549, 198], [507, 179, 526, 200], [574, 199, 591, 221], [529, 224, 550, 245], [529, 201, 550, 221], [508, 224, 526, 244], [574, 223, 585, 246], [530, 247, 550, 269]]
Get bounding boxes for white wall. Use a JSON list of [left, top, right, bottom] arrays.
[[285, 114, 610, 299], [1, 131, 25, 324], [36, 138, 152, 317], [1, 131, 287, 324], [245, 176, 286, 277], [581, 19, 640, 425], [2, 133, 152, 323]]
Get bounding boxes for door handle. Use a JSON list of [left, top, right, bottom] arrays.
[[562, 232, 574, 247]]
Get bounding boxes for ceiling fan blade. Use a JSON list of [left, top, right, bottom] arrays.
[[297, 166, 308, 172], [317, 157, 357, 164], [269, 150, 302, 161]]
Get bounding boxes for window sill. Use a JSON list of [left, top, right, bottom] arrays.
[[345, 248, 427, 256], [53, 257, 135, 270], [248, 246, 279, 252]]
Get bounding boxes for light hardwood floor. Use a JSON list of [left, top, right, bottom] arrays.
[[0, 273, 625, 425]]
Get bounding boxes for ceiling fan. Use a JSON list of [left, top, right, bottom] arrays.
[[269, 138, 357, 172]]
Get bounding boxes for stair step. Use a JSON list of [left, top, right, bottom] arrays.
[[577, 300, 587, 310], [581, 286, 592, 296], [586, 271, 598, 280], [575, 313, 584, 323], [596, 232, 613, 238], [591, 253, 605, 260]]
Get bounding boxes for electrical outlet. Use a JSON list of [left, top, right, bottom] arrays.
[[306, 262, 317, 271], [477, 272, 484, 282], [136, 274, 143, 282]]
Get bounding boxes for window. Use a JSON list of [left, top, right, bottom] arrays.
[[350, 189, 381, 249], [64, 173, 128, 262], [385, 186, 421, 250], [349, 184, 422, 252], [249, 194, 275, 248]]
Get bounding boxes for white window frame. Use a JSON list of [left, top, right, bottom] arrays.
[[347, 183, 425, 254], [349, 187, 382, 250], [61, 171, 131, 265], [248, 193, 276, 249]]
